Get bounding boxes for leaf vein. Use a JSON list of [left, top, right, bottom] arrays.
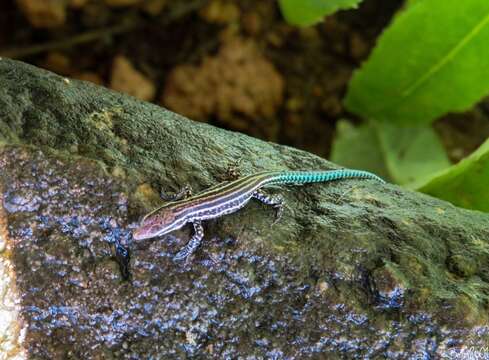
[[401, 11, 489, 98]]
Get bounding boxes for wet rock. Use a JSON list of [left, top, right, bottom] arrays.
[[0, 58, 488, 358]]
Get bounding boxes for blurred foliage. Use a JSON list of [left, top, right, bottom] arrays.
[[345, 0, 489, 125], [329, 0, 489, 212], [331, 121, 390, 180], [278, 0, 363, 26], [419, 138, 489, 211], [331, 121, 450, 188]]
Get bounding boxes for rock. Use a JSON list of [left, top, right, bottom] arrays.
[[41, 52, 73, 75], [0, 58, 488, 358], [0, 209, 25, 360], [110, 55, 156, 102], [104, 0, 142, 7], [15, 0, 66, 28], [162, 38, 284, 140], [199, 0, 241, 24], [140, 0, 166, 16], [73, 71, 104, 85], [69, 0, 89, 9]]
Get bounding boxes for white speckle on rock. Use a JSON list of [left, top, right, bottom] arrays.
[[0, 257, 27, 359]]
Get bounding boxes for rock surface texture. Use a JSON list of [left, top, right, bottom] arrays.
[[0, 58, 488, 359]]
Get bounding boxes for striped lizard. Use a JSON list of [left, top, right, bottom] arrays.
[[133, 169, 384, 260]]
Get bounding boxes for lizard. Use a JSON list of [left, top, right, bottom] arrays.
[[133, 168, 384, 260]]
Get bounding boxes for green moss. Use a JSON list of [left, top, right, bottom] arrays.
[[447, 254, 478, 277]]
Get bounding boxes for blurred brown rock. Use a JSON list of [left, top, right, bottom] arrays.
[[141, 0, 166, 15], [110, 55, 155, 101], [69, 0, 89, 8], [200, 0, 240, 24], [42, 52, 72, 75], [104, 0, 142, 7], [73, 72, 104, 85], [16, 0, 67, 28], [163, 38, 284, 138]]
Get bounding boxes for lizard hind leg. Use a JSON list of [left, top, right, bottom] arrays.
[[252, 189, 285, 224]]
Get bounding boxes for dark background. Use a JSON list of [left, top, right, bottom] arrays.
[[2, 0, 488, 162]]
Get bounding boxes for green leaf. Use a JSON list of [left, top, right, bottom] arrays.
[[331, 121, 450, 187], [331, 120, 391, 180], [278, 0, 363, 26], [376, 123, 451, 188], [418, 138, 489, 212], [345, 0, 489, 125]]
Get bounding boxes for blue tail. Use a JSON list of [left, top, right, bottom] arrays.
[[271, 169, 385, 185]]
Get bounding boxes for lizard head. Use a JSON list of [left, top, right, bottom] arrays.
[[133, 205, 184, 240]]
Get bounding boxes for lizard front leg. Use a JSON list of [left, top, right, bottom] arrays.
[[252, 189, 284, 224], [220, 157, 243, 181], [174, 220, 204, 261], [161, 184, 193, 201]]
